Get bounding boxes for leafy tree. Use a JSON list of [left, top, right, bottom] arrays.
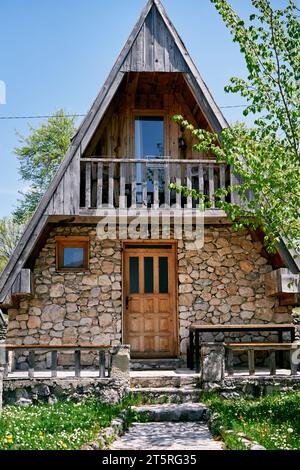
[[13, 110, 77, 224], [0, 218, 24, 272], [172, 0, 300, 253]]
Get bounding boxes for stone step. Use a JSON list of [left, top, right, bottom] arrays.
[[130, 387, 201, 404], [130, 358, 183, 371], [131, 403, 210, 422], [130, 374, 199, 389]]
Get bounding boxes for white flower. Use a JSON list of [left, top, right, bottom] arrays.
[[287, 428, 293, 433]]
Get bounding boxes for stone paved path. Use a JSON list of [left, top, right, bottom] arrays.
[[109, 422, 223, 450]]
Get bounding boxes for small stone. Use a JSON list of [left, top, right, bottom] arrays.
[[240, 261, 254, 273], [227, 296, 244, 305], [98, 275, 111, 286], [66, 303, 78, 313], [29, 307, 41, 316], [239, 287, 254, 297], [101, 261, 114, 274], [179, 284, 193, 294], [241, 302, 256, 311], [179, 274, 193, 284], [82, 275, 98, 286], [240, 310, 255, 320], [112, 291, 121, 300], [42, 304, 65, 322], [50, 284, 64, 298], [99, 313, 113, 328], [36, 285, 49, 294], [27, 316, 41, 329], [66, 293, 79, 302]]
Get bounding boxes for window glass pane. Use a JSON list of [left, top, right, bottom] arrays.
[[135, 116, 164, 158], [144, 257, 154, 294], [159, 257, 168, 294], [130, 257, 139, 294], [63, 247, 84, 268]]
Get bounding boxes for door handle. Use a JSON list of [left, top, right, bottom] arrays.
[[125, 296, 130, 309]]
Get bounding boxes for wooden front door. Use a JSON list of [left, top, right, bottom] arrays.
[[123, 242, 177, 358]]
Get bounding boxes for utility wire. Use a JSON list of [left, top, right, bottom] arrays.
[[0, 104, 248, 121]]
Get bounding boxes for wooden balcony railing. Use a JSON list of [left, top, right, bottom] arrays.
[[80, 158, 230, 211], [0, 344, 113, 379]]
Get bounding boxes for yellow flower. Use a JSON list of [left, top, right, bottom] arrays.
[[39, 432, 44, 440], [239, 415, 245, 423], [5, 433, 13, 444]]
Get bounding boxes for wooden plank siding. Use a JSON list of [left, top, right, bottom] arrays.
[[122, 5, 188, 74]]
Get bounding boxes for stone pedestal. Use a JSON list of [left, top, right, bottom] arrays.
[[111, 345, 130, 382], [200, 342, 225, 388], [0, 367, 3, 410]]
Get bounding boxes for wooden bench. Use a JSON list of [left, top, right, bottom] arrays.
[[224, 342, 298, 376]]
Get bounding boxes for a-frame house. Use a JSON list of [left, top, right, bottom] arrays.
[[0, 0, 299, 369]]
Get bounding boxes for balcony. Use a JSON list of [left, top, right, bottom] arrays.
[[79, 158, 230, 215]]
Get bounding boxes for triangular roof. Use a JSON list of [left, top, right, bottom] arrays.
[[1, 0, 298, 306], [0, 0, 231, 304]]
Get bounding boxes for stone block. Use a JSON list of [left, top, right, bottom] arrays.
[[111, 345, 130, 381], [201, 342, 225, 384]]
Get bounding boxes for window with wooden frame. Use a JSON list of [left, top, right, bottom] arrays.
[[56, 237, 89, 271]]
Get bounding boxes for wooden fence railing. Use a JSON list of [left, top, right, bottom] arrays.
[[80, 158, 229, 210], [0, 344, 113, 379], [224, 342, 298, 376]]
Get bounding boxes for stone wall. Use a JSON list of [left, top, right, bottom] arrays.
[[7, 225, 122, 369], [6, 224, 291, 367], [177, 227, 291, 360]]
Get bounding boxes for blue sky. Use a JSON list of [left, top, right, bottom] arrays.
[[0, 0, 281, 217]]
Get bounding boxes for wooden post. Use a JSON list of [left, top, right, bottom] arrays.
[[51, 350, 58, 378], [153, 167, 159, 208], [99, 350, 106, 378], [75, 350, 81, 378], [97, 162, 103, 208], [28, 351, 35, 379], [142, 163, 148, 206], [248, 349, 255, 375], [108, 162, 114, 208], [269, 351, 276, 375], [131, 164, 136, 208], [164, 163, 170, 207], [195, 331, 200, 373], [227, 348, 234, 376], [176, 163, 181, 208], [85, 162, 91, 208], [198, 164, 204, 198], [188, 330, 194, 370], [220, 164, 226, 201], [209, 164, 215, 208], [278, 330, 284, 368], [186, 164, 192, 208]]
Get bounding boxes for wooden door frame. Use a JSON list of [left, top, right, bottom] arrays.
[[121, 240, 179, 358]]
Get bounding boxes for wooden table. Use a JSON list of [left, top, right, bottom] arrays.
[[188, 323, 295, 372]]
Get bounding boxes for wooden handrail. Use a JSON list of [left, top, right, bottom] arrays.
[[0, 344, 111, 350], [80, 157, 224, 164]]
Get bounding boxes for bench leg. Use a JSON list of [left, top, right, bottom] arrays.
[[269, 351, 276, 375], [248, 349, 255, 375]]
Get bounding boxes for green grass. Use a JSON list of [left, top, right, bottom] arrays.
[[201, 391, 300, 450], [0, 397, 140, 450]]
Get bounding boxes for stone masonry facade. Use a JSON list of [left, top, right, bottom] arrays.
[[6, 224, 292, 368]]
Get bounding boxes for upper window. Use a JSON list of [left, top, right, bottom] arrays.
[[56, 237, 89, 271], [134, 116, 164, 158]]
